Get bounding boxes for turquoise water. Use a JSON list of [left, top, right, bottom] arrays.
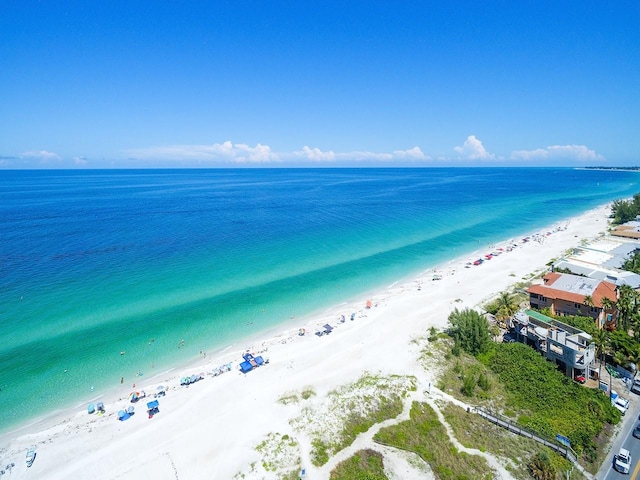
[[0, 167, 638, 433]]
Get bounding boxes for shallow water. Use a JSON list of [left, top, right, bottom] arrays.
[[0, 167, 637, 433]]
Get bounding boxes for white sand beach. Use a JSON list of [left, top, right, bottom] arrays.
[[0, 204, 612, 479]]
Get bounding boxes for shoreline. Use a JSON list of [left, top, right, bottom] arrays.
[[1, 203, 613, 479]]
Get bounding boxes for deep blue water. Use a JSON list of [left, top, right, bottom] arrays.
[[0, 167, 638, 433]]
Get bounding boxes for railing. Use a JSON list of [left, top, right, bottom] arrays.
[[474, 407, 579, 464]]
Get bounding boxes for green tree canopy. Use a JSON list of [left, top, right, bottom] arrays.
[[611, 194, 640, 224], [447, 308, 492, 356]]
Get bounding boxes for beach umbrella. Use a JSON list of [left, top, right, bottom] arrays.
[[129, 391, 139, 402], [366, 300, 372, 308], [117, 410, 126, 420], [87, 403, 95, 414]]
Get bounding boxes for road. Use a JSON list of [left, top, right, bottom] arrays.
[[600, 390, 640, 480]]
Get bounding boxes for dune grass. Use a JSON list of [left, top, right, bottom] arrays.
[[374, 401, 496, 480]]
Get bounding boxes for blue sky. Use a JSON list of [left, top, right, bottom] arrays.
[[1, 1, 638, 168]]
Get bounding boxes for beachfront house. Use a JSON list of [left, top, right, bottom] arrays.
[[511, 310, 597, 380], [527, 272, 617, 329], [553, 236, 640, 289]]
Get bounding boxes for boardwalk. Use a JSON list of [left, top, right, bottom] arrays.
[[474, 407, 593, 479]]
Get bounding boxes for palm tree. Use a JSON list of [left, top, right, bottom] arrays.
[[601, 297, 615, 330], [583, 294, 594, 309], [617, 285, 638, 332], [495, 291, 519, 321], [593, 329, 609, 380], [528, 451, 556, 480]]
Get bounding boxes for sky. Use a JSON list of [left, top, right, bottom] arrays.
[[1, 1, 638, 168]]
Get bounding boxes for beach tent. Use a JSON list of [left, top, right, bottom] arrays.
[[255, 356, 265, 366], [96, 402, 105, 413], [127, 406, 135, 415], [323, 324, 333, 334], [239, 361, 253, 373], [117, 409, 129, 421]]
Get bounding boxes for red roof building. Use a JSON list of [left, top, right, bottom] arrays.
[[527, 272, 617, 329]]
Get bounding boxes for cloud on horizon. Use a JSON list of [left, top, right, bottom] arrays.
[[21, 150, 62, 162], [127, 141, 279, 164], [453, 135, 495, 160], [128, 142, 430, 165], [5, 138, 605, 168], [510, 144, 605, 162]]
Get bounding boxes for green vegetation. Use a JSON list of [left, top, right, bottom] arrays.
[[611, 194, 640, 224], [329, 449, 388, 480], [290, 373, 415, 467], [278, 392, 300, 405], [447, 308, 492, 356], [484, 343, 619, 461], [622, 249, 640, 273], [441, 310, 619, 468], [484, 291, 523, 321], [441, 403, 578, 480], [301, 386, 316, 400], [374, 401, 495, 480]]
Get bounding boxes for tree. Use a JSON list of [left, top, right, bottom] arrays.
[[593, 329, 609, 380], [528, 451, 556, 480], [447, 308, 492, 356], [611, 198, 639, 224], [617, 285, 638, 332], [622, 250, 640, 274], [494, 291, 519, 321], [583, 295, 594, 308], [601, 296, 615, 330]]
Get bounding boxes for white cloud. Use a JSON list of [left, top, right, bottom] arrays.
[[392, 146, 427, 160], [130, 142, 433, 165], [73, 156, 88, 166], [295, 146, 337, 162], [21, 150, 62, 162], [453, 135, 495, 160], [127, 141, 279, 164], [510, 145, 604, 162]]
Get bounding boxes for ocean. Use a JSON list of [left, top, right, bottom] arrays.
[[0, 167, 638, 434]]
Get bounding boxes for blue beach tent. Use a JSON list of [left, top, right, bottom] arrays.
[[239, 361, 253, 373]]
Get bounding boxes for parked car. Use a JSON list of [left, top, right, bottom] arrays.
[[633, 424, 640, 439], [614, 447, 631, 474], [614, 396, 630, 416], [574, 375, 586, 384], [502, 333, 516, 343], [631, 378, 640, 395]]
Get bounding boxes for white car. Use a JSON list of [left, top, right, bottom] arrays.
[[615, 447, 631, 474], [614, 396, 630, 415]]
